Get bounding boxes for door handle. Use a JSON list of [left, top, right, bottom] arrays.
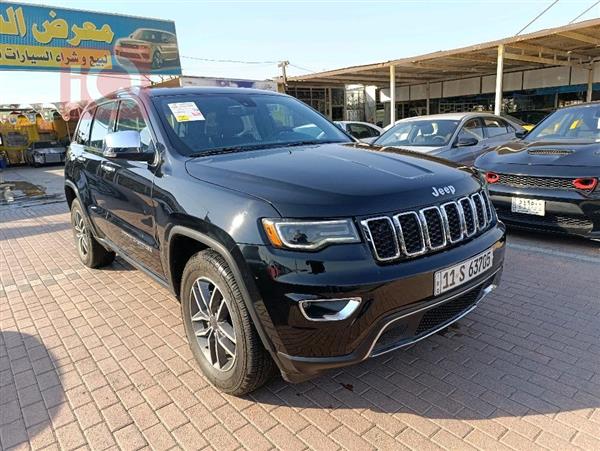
[[101, 162, 117, 173]]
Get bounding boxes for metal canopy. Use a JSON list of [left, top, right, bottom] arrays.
[[285, 19, 600, 87]]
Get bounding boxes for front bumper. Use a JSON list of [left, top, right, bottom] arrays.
[[488, 184, 600, 240], [115, 49, 152, 64], [240, 222, 506, 382]]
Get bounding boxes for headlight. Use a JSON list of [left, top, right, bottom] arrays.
[[262, 219, 360, 250]]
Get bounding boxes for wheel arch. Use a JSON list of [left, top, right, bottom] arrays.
[[166, 225, 277, 356]]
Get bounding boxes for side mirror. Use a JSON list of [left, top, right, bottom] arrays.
[[515, 130, 527, 139], [455, 137, 478, 147], [104, 131, 153, 162]]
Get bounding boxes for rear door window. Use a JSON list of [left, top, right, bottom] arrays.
[[458, 118, 484, 140], [483, 117, 510, 138]]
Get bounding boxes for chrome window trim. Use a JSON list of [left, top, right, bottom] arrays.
[[393, 211, 426, 256], [360, 216, 401, 262], [419, 206, 447, 251]]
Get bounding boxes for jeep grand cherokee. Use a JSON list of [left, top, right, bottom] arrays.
[[65, 87, 505, 395]]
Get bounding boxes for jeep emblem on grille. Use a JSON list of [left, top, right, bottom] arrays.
[[431, 185, 456, 197]]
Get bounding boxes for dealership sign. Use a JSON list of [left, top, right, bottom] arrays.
[[0, 2, 181, 74]]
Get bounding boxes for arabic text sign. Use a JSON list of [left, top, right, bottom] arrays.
[[0, 2, 181, 74]]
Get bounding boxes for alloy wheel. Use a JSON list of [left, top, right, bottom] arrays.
[[190, 277, 237, 371], [73, 211, 89, 258]]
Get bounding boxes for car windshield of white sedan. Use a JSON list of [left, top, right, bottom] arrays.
[[375, 120, 460, 147], [526, 105, 600, 142], [157, 93, 351, 156]]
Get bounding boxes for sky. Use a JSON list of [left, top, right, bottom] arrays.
[[1, 0, 599, 104]]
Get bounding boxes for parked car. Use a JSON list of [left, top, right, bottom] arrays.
[[475, 102, 600, 241], [114, 28, 179, 69], [335, 121, 383, 143], [373, 113, 525, 166], [65, 87, 506, 394], [25, 140, 66, 166]]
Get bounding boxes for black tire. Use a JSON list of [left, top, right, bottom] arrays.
[[181, 249, 274, 395], [70, 199, 115, 268]]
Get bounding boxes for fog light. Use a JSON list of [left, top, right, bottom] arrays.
[[299, 297, 361, 322]]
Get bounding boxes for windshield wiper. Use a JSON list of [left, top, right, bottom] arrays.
[[281, 140, 346, 147], [188, 140, 347, 157], [188, 144, 269, 158]]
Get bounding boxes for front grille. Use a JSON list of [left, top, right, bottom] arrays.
[[498, 211, 594, 231], [372, 282, 485, 354], [362, 190, 494, 263], [497, 174, 573, 190], [414, 285, 483, 335]]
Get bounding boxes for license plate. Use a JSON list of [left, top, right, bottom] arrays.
[[434, 248, 494, 296], [511, 197, 545, 216]]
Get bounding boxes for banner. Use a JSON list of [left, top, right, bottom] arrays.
[[0, 2, 181, 75]]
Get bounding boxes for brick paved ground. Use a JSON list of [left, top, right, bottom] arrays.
[[1, 200, 600, 450]]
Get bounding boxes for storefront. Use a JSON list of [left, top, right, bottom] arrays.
[[282, 18, 600, 126]]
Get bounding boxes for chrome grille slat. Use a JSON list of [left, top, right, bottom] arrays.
[[459, 197, 477, 237], [394, 212, 426, 256], [441, 201, 464, 243], [363, 190, 493, 263], [471, 192, 487, 230], [360, 216, 400, 262], [419, 206, 446, 250]]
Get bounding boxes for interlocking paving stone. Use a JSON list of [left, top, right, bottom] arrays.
[[1, 196, 599, 450]]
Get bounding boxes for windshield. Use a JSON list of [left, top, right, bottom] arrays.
[[525, 104, 600, 142], [132, 30, 162, 43], [374, 119, 460, 147], [155, 93, 351, 155]]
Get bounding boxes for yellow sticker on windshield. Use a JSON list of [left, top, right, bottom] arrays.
[[168, 102, 205, 122]]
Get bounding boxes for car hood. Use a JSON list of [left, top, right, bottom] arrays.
[[475, 139, 600, 174], [185, 142, 482, 217], [116, 38, 149, 46]]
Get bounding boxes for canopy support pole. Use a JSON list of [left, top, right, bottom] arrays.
[[586, 65, 594, 103], [390, 65, 396, 125], [494, 44, 504, 116]]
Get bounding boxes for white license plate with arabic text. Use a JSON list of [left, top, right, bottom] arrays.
[[434, 248, 494, 296], [511, 197, 545, 216]]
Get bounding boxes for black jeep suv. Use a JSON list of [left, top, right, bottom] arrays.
[[65, 87, 505, 395]]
